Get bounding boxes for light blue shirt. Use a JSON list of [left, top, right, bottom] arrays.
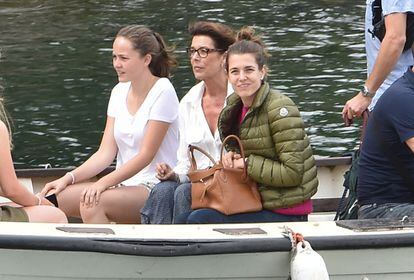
[[365, 0, 414, 110]]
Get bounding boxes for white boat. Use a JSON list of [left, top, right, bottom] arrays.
[[2, 156, 413, 279]]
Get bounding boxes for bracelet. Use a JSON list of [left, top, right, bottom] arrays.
[[35, 194, 41, 206], [66, 171, 75, 185]]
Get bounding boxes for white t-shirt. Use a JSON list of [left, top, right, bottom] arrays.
[[107, 77, 179, 186], [365, 0, 414, 110], [173, 81, 233, 180]]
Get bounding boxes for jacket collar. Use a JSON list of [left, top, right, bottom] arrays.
[[226, 82, 270, 109], [219, 83, 271, 140], [181, 81, 234, 105]]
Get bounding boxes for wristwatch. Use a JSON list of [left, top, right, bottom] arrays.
[[361, 85, 375, 98]]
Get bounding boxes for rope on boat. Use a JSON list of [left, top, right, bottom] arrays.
[[283, 226, 330, 280]]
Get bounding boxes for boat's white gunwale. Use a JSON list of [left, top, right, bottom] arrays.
[[0, 221, 414, 257]]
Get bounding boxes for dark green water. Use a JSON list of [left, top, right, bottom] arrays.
[[0, 0, 365, 168]]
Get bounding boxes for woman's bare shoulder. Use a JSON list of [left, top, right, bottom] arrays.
[[0, 120, 8, 134]]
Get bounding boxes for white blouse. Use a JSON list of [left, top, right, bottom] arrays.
[[174, 81, 233, 181]]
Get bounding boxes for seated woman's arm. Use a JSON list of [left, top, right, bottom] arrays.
[[41, 116, 118, 196], [0, 122, 39, 206], [95, 120, 170, 188], [80, 119, 170, 206]]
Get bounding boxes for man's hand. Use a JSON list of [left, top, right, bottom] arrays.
[[342, 92, 372, 124]]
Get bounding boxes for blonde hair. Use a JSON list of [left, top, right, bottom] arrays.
[[0, 101, 13, 150], [0, 52, 13, 148]]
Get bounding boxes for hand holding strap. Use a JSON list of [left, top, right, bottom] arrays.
[[221, 135, 249, 179]]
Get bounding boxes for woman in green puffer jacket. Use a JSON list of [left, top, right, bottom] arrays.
[[182, 26, 318, 224]]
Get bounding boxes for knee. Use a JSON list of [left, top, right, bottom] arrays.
[[53, 209, 68, 223], [174, 183, 191, 200], [45, 207, 68, 223], [79, 203, 102, 223], [151, 181, 178, 198]]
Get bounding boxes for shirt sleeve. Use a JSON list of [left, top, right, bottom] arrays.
[[382, 0, 414, 15], [173, 102, 191, 175], [107, 86, 118, 117], [149, 79, 179, 123], [107, 82, 129, 118]]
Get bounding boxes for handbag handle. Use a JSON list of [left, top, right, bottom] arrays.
[[220, 135, 248, 178], [188, 145, 216, 171]]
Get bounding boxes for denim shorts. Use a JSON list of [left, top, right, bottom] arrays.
[[117, 182, 156, 192]]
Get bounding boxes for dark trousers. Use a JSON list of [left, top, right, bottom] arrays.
[[175, 208, 307, 224]]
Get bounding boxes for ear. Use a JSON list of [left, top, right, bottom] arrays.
[[143, 54, 152, 67], [220, 56, 227, 71], [260, 66, 267, 80]]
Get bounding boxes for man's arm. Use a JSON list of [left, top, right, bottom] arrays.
[[406, 137, 414, 153], [342, 12, 407, 121]]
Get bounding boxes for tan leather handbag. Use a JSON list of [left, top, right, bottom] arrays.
[[188, 135, 262, 215]]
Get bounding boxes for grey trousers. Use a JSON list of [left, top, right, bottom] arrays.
[[358, 202, 414, 219]]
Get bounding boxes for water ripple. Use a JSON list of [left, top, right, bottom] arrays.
[[1, 0, 366, 167]]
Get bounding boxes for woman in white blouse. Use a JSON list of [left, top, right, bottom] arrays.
[[41, 25, 179, 224], [141, 21, 235, 224]]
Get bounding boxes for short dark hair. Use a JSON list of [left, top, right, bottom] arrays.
[[188, 21, 235, 52]]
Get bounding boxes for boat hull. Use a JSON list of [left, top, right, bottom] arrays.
[[0, 221, 414, 279], [5, 248, 414, 279], [2, 156, 406, 279]]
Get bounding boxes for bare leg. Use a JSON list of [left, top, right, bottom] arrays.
[[56, 182, 95, 218], [24, 206, 68, 223], [80, 185, 149, 224]]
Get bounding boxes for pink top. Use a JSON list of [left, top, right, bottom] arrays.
[[240, 105, 312, 216], [273, 199, 313, 215], [239, 105, 250, 123]]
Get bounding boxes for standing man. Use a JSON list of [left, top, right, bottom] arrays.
[[342, 0, 414, 120], [357, 66, 414, 219]]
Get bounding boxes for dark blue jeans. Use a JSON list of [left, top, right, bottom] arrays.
[[358, 203, 414, 219], [174, 208, 308, 224]]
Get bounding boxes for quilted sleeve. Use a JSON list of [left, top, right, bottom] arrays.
[[247, 95, 306, 188]]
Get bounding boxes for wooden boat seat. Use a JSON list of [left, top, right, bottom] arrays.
[[11, 158, 350, 223]]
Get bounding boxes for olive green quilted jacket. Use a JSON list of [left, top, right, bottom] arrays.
[[218, 83, 318, 209]]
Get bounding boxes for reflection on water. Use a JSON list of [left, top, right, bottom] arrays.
[[0, 0, 365, 168]]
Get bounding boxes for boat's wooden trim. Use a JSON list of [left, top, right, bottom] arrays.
[[312, 198, 340, 212], [14, 156, 351, 177], [12, 156, 350, 215], [15, 167, 115, 178], [315, 156, 351, 167]]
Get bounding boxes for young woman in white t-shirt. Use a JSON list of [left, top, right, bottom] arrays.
[[41, 25, 179, 224]]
